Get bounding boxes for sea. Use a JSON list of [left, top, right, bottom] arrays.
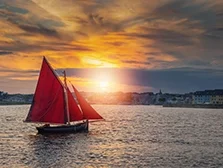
[[1, 105, 223, 168]]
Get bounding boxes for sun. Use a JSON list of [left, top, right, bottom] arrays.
[[99, 81, 109, 91]]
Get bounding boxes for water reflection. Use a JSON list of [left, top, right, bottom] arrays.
[[1, 105, 223, 167], [27, 133, 89, 167]]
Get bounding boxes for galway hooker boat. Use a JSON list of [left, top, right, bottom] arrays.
[[24, 57, 104, 134]]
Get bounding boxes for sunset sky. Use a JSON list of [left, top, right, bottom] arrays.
[[0, 0, 223, 94]]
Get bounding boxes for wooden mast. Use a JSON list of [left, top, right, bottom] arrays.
[[63, 70, 70, 125]]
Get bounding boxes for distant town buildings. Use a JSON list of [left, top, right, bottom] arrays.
[[0, 91, 33, 105], [0, 89, 223, 106], [192, 89, 223, 105]]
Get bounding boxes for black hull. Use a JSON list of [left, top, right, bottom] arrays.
[[36, 122, 88, 134]]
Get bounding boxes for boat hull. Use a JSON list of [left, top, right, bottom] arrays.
[[36, 122, 88, 134]]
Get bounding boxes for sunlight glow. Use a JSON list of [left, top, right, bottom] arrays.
[[99, 81, 109, 91], [82, 56, 118, 68]]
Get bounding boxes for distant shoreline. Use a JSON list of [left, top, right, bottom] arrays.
[[163, 104, 223, 109], [1, 102, 223, 109], [0, 102, 31, 106]]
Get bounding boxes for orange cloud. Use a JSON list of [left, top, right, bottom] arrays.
[[0, 0, 222, 93]]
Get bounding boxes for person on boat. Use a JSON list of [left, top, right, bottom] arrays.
[[43, 124, 50, 127]]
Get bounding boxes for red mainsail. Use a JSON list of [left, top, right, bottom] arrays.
[[25, 56, 103, 125], [66, 88, 83, 121], [72, 85, 104, 120], [25, 57, 66, 124]]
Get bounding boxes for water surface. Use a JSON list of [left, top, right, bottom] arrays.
[[1, 105, 223, 167]]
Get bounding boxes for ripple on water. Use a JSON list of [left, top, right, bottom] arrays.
[[1, 105, 223, 167]]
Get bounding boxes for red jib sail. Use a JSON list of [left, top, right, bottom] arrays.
[[25, 57, 66, 124], [72, 85, 104, 120], [66, 88, 83, 121]]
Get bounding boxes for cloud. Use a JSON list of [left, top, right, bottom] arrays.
[[0, 68, 39, 93], [0, 0, 66, 40], [0, 51, 13, 55], [215, 27, 223, 31], [0, 40, 93, 53], [18, 24, 59, 38], [0, 9, 60, 38], [0, 0, 223, 93], [2, 0, 222, 65], [0, 2, 29, 14], [122, 27, 195, 47], [62, 67, 223, 93], [1, 66, 222, 93]]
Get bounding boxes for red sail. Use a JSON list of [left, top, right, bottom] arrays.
[[72, 85, 103, 120], [66, 88, 84, 121], [25, 57, 66, 124]]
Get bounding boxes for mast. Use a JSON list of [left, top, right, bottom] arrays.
[[63, 70, 70, 125]]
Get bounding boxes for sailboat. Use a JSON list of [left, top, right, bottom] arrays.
[[24, 57, 104, 134]]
